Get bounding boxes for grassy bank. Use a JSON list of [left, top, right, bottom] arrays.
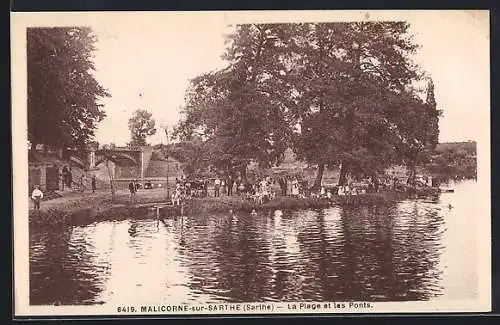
[[29, 187, 440, 228], [182, 195, 332, 215], [29, 194, 334, 228]]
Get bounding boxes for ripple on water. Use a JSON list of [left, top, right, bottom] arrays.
[[28, 180, 478, 304]]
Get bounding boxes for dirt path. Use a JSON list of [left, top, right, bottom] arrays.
[[30, 188, 172, 212]]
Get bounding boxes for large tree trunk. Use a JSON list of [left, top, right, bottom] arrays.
[[313, 163, 325, 189], [338, 161, 349, 186], [372, 172, 379, 192], [411, 164, 417, 186], [105, 159, 116, 202]]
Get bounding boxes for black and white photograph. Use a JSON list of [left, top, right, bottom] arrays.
[[11, 10, 490, 316]]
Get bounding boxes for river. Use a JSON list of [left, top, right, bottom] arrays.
[[29, 179, 479, 305]]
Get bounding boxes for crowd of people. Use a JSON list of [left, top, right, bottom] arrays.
[[61, 165, 97, 193], [167, 173, 315, 206], [31, 164, 438, 210]]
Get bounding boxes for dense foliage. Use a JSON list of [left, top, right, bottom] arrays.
[[426, 141, 477, 178], [128, 109, 157, 146], [28, 27, 110, 153], [175, 23, 441, 185]]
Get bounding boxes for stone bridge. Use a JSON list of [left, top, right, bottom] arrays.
[[88, 146, 153, 180]]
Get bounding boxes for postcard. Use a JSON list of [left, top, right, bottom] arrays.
[[11, 10, 491, 317]]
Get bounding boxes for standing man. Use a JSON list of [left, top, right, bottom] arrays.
[[91, 175, 97, 193], [291, 177, 300, 197], [220, 178, 226, 196], [62, 166, 69, 191], [128, 180, 137, 203], [214, 176, 221, 197], [278, 176, 287, 196], [203, 179, 208, 197], [79, 175, 85, 192], [31, 185, 43, 211], [227, 175, 234, 196]]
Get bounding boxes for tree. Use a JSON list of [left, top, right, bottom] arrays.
[[177, 22, 439, 188], [128, 109, 157, 146], [104, 156, 116, 202], [99, 144, 117, 202], [27, 27, 110, 154], [167, 137, 212, 176], [175, 24, 293, 181], [284, 22, 433, 187], [425, 78, 440, 149]]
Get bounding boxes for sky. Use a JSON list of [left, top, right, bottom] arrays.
[[89, 10, 489, 146]]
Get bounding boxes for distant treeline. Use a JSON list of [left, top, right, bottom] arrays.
[[425, 141, 477, 179]]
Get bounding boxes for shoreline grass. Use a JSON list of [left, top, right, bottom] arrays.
[[28, 187, 440, 229]]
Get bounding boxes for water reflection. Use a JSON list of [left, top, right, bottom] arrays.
[[30, 224, 110, 305], [29, 180, 478, 305]]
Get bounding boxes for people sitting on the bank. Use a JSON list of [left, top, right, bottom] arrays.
[[253, 191, 265, 205], [190, 179, 207, 198], [31, 185, 43, 211]]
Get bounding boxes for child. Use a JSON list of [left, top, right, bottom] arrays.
[[31, 185, 43, 210], [172, 188, 182, 205]]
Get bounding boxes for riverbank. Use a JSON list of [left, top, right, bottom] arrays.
[[28, 187, 440, 228]]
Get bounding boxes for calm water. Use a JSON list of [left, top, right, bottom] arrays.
[[29, 180, 478, 305]]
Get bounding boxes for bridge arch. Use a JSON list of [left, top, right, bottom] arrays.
[[95, 151, 138, 166]]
